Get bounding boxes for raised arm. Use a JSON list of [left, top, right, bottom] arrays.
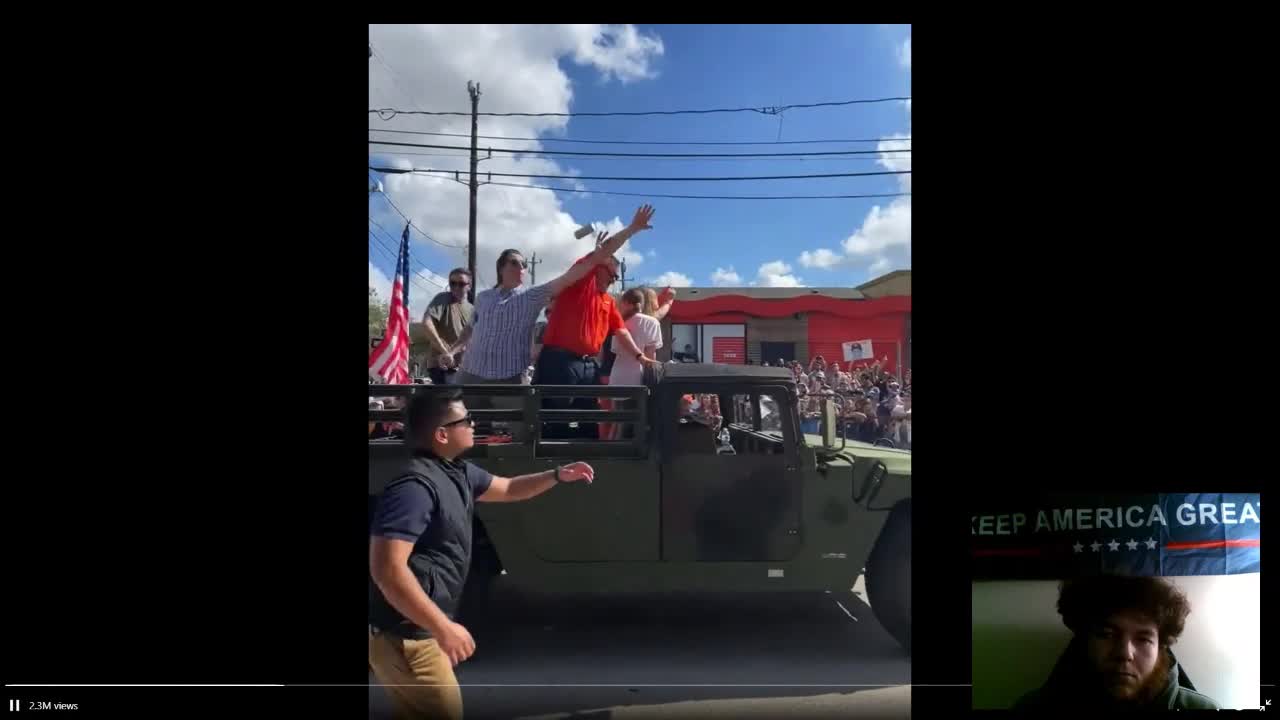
[[543, 204, 656, 297], [652, 286, 676, 321]]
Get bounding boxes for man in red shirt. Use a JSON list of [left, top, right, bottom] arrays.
[[535, 204, 660, 438]]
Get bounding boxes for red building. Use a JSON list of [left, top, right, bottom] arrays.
[[659, 271, 911, 372]]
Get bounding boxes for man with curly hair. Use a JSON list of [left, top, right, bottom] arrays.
[[1014, 574, 1220, 710]]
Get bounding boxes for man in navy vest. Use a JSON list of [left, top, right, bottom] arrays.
[[369, 388, 595, 719]]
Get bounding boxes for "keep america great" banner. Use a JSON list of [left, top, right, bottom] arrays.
[[971, 493, 1260, 579]]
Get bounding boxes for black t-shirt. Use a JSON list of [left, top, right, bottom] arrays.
[[369, 451, 494, 638]]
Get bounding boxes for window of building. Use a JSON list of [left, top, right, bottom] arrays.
[[670, 323, 746, 364]]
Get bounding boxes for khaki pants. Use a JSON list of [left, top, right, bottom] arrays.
[[369, 627, 463, 720]]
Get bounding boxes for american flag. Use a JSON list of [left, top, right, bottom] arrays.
[[368, 223, 411, 385]]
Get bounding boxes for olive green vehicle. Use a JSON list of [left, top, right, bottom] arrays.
[[368, 364, 912, 651]]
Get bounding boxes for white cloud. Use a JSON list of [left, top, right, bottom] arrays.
[[793, 41, 911, 283], [756, 260, 805, 287], [842, 200, 912, 256], [798, 248, 844, 270], [368, 24, 664, 290], [840, 130, 911, 276], [710, 266, 743, 286], [369, 262, 391, 301], [649, 271, 693, 287], [758, 260, 791, 277], [564, 24, 666, 83], [876, 133, 912, 192]]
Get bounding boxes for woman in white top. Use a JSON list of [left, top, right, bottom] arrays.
[[610, 287, 665, 386], [604, 286, 674, 440]]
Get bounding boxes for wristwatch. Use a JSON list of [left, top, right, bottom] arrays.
[[554, 465, 563, 483]]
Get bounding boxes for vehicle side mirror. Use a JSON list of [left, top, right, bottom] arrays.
[[819, 396, 840, 447]]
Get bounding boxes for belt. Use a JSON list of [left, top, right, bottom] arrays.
[[370, 623, 427, 640], [543, 346, 598, 363]]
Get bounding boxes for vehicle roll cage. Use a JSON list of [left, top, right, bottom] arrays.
[[368, 383, 651, 459]]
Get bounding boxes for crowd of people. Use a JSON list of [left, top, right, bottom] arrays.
[[775, 355, 912, 449]]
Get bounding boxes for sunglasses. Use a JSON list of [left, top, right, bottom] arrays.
[[441, 413, 475, 429], [449, 280, 470, 288], [505, 259, 528, 270]]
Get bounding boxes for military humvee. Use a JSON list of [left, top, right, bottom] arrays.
[[369, 364, 911, 651]]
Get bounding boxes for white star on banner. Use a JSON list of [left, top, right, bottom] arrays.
[[1073, 542, 1084, 553], [1091, 541, 1102, 552], [1108, 539, 1121, 551], [1126, 539, 1139, 550], [1145, 538, 1157, 549]]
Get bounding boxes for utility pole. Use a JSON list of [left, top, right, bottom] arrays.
[[528, 252, 543, 285], [466, 81, 481, 304], [619, 258, 628, 291]]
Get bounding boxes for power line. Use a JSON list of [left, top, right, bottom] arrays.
[[371, 149, 898, 163], [369, 43, 431, 113], [371, 166, 910, 183], [370, 189, 468, 249], [368, 139, 908, 158], [370, 96, 911, 119], [368, 233, 434, 294], [367, 219, 451, 287], [368, 127, 911, 145], [367, 217, 449, 283], [368, 216, 412, 251], [369, 248, 433, 297], [368, 229, 444, 291], [480, 180, 912, 201]]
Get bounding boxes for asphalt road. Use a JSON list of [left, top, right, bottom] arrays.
[[369, 576, 910, 719]]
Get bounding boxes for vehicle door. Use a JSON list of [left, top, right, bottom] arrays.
[[659, 383, 803, 562]]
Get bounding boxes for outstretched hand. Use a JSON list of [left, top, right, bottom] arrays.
[[628, 204, 655, 232], [558, 461, 595, 484], [658, 286, 677, 305]]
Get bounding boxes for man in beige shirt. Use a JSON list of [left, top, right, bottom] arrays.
[[421, 268, 475, 385]]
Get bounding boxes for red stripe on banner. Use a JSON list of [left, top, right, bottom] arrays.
[[972, 548, 1043, 557], [1164, 539, 1260, 551]]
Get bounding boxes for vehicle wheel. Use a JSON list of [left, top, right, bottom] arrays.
[[865, 498, 911, 653]]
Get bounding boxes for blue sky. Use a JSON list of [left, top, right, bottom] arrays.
[[368, 24, 910, 314]]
